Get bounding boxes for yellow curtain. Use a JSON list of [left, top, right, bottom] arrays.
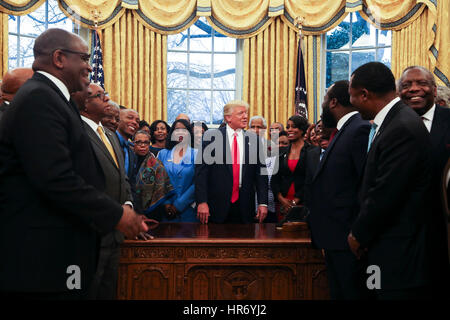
[[242, 17, 299, 131], [0, 12, 7, 77], [303, 34, 322, 123], [391, 7, 433, 80], [99, 10, 167, 123]]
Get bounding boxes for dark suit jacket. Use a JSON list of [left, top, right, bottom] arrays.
[[307, 113, 370, 250], [271, 142, 316, 204], [0, 101, 8, 122], [427, 105, 450, 296], [83, 124, 133, 245], [195, 127, 268, 223], [0, 73, 123, 293], [352, 101, 432, 290], [115, 131, 138, 200]]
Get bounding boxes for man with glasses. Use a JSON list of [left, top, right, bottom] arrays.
[[73, 82, 139, 299], [0, 28, 148, 299]]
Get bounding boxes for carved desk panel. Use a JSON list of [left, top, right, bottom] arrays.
[[118, 223, 329, 300]]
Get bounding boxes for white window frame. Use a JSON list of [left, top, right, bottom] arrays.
[[320, 12, 392, 108], [167, 20, 243, 127]]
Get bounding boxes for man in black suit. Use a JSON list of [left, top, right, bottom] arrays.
[[398, 66, 450, 299], [195, 100, 268, 224], [347, 62, 433, 299], [73, 82, 143, 299], [307, 80, 371, 299], [0, 28, 148, 299]]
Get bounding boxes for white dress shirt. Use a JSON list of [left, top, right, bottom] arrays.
[[337, 111, 359, 130], [81, 115, 113, 148], [420, 104, 435, 133], [372, 97, 401, 137]]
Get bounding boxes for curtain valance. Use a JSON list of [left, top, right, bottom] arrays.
[[0, 0, 437, 37]]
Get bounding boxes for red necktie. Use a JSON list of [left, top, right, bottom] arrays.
[[231, 132, 240, 203], [329, 128, 338, 142]]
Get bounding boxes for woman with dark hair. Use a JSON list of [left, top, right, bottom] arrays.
[[156, 119, 198, 222], [271, 115, 315, 222], [149, 120, 170, 156]]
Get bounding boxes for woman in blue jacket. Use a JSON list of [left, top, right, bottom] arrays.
[[157, 119, 199, 222]]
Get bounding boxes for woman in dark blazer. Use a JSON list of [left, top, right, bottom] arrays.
[[271, 115, 314, 221]]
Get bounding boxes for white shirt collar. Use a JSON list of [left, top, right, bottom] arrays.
[[37, 70, 70, 101], [420, 104, 436, 133], [373, 97, 401, 131], [81, 115, 102, 132], [336, 111, 359, 130], [226, 124, 243, 138]]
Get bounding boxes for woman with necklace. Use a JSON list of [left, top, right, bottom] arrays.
[[271, 115, 314, 222]]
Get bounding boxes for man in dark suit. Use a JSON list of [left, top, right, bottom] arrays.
[[0, 28, 148, 299], [398, 66, 450, 299], [73, 82, 141, 299], [116, 108, 139, 186], [195, 100, 268, 224], [347, 62, 433, 299], [0, 68, 34, 121], [307, 80, 371, 299]]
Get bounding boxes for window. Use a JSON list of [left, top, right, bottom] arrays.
[[324, 12, 391, 89], [8, 0, 76, 69], [167, 17, 239, 125]]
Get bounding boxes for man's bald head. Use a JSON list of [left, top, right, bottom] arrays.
[[32, 28, 92, 94], [33, 29, 81, 60], [1, 68, 34, 102], [176, 113, 191, 122]]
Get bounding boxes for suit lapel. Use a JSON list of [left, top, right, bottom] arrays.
[[369, 102, 402, 155], [33, 73, 82, 121], [430, 105, 449, 148], [313, 114, 356, 181], [221, 127, 233, 177], [84, 124, 120, 172], [105, 129, 125, 169]]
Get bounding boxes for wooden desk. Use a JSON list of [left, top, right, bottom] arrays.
[[118, 223, 329, 300]]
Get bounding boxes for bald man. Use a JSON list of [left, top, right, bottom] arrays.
[[176, 113, 191, 123], [0, 68, 34, 121], [0, 29, 148, 299]]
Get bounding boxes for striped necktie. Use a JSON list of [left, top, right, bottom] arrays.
[[97, 126, 119, 167], [367, 123, 378, 152]]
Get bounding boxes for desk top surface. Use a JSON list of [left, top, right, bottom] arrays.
[[127, 222, 311, 244]]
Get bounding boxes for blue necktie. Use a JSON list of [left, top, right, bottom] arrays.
[[319, 148, 326, 161], [367, 123, 378, 152]]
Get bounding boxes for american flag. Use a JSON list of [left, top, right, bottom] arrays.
[[90, 30, 104, 88], [295, 37, 308, 119]]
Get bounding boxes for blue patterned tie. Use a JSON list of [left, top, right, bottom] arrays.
[[367, 123, 378, 152]]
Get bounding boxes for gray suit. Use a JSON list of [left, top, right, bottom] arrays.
[[83, 123, 133, 299]]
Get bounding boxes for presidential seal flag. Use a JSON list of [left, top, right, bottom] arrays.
[[295, 37, 308, 119], [90, 29, 105, 89]]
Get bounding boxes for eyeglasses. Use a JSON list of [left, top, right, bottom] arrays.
[[87, 92, 109, 100], [134, 140, 150, 146], [58, 48, 91, 62]]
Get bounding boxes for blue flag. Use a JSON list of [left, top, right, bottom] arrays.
[[295, 38, 308, 119], [90, 30, 104, 89]]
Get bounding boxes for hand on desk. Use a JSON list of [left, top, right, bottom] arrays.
[[197, 202, 210, 224], [116, 205, 149, 239], [255, 205, 268, 223]]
